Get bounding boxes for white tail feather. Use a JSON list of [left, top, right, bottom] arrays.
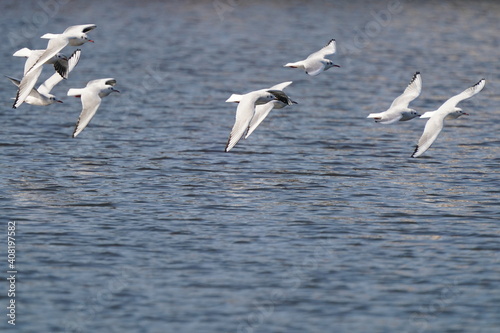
[[13, 47, 31, 57], [67, 88, 85, 97]]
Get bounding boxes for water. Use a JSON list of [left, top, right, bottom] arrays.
[[0, 0, 499, 332]]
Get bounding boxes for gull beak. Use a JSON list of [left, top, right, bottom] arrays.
[[88, 39, 95, 43], [333, 64, 341, 68], [113, 88, 120, 93], [57, 100, 63, 103]]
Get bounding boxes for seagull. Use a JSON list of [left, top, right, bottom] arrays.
[[67, 78, 119, 138], [12, 49, 69, 109], [284, 39, 340, 76], [25, 24, 95, 76], [225, 88, 295, 152], [225, 81, 297, 139], [419, 110, 469, 120], [13, 47, 69, 78], [6, 49, 81, 106], [411, 78, 486, 158], [367, 72, 422, 124]]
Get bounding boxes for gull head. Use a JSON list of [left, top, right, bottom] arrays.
[[325, 60, 341, 70], [267, 90, 296, 106], [55, 53, 68, 61], [69, 34, 94, 46], [446, 107, 469, 119], [99, 86, 120, 98], [400, 109, 421, 121], [48, 95, 63, 104], [409, 109, 421, 117]]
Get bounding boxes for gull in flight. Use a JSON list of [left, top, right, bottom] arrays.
[[225, 81, 296, 139], [67, 78, 119, 138], [284, 39, 340, 76], [367, 72, 422, 124], [411, 78, 486, 158], [26, 24, 95, 75], [225, 88, 296, 152], [12, 24, 96, 109], [13, 47, 69, 78], [12, 48, 68, 108], [6, 49, 81, 106]]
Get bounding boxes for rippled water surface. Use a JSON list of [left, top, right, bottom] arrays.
[[0, 0, 499, 332]]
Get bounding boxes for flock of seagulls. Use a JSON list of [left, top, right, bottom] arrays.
[[7, 24, 119, 138], [224, 39, 486, 157], [6, 29, 486, 157]]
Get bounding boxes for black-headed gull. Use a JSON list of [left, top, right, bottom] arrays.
[[284, 39, 340, 76], [13, 47, 69, 77], [7, 49, 81, 106], [411, 78, 485, 158], [25, 24, 96, 76], [367, 72, 422, 124], [67, 78, 119, 138], [12, 48, 70, 109], [225, 81, 296, 140], [419, 110, 469, 120], [225, 88, 295, 152]]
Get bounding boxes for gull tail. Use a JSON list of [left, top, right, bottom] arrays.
[[284, 61, 302, 68], [5, 75, 20, 87], [225, 94, 243, 103], [13, 48, 32, 57], [67, 88, 85, 97], [367, 113, 382, 120], [40, 33, 60, 39]]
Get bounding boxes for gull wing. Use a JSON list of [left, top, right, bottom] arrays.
[[245, 102, 275, 139], [25, 37, 68, 76], [306, 39, 336, 59], [268, 81, 292, 91], [436, 79, 486, 112], [38, 49, 81, 95], [389, 72, 422, 109], [13, 66, 43, 108], [64, 24, 97, 34], [72, 90, 102, 138], [411, 114, 446, 158], [225, 95, 258, 152]]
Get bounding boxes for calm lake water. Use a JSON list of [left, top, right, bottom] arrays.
[[0, 0, 499, 332]]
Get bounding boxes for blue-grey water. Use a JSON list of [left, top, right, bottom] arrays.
[[0, 0, 499, 332]]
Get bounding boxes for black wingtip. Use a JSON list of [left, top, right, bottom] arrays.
[[12, 90, 20, 109], [411, 145, 419, 158]]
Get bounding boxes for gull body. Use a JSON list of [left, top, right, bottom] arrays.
[[225, 81, 296, 139], [225, 88, 295, 152], [411, 79, 485, 158], [420, 109, 469, 120], [284, 39, 340, 76], [68, 78, 119, 138], [367, 72, 422, 124]]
